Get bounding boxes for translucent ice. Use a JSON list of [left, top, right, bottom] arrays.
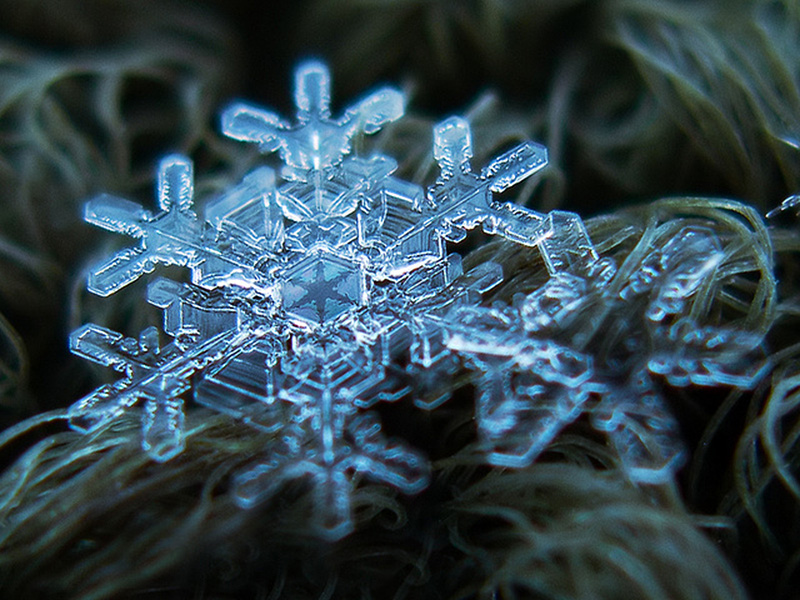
[[619, 226, 724, 322], [647, 319, 767, 388], [591, 371, 687, 483], [222, 60, 403, 171], [68, 61, 765, 536]]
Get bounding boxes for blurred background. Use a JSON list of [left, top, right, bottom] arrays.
[[0, 1, 799, 598]]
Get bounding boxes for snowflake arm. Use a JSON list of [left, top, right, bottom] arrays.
[[232, 365, 428, 539], [84, 157, 203, 297], [69, 321, 269, 461], [221, 60, 404, 171], [440, 303, 596, 468], [647, 319, 768, 388], [591, 373, 688, 484], [69, 323, 189, 461], [84, 155, 199, 296]]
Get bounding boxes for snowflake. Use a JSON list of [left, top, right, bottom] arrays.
[[70, 61, 767, 538]]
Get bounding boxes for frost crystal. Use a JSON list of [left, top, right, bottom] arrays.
[[70, 61, 766, 538]]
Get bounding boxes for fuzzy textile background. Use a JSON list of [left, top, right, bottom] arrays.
[[0, 1, 799, 598]]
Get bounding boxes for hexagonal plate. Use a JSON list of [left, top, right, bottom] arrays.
[[281, 253, 365, 325]]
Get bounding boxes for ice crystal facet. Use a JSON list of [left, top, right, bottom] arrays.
[[70, 61, 767, 538]]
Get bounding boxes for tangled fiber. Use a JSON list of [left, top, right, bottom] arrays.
[[1, 0, 799, 598]]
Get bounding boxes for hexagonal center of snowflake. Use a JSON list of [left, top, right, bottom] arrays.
[[281, 253, 365, 326]]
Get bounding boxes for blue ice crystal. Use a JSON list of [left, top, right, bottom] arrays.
[[69, 60, 767, 538]]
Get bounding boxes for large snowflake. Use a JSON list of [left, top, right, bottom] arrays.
[[70, 61, 766, 538]]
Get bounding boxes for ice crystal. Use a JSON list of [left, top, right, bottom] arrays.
[[70, 60, 767, 538]]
